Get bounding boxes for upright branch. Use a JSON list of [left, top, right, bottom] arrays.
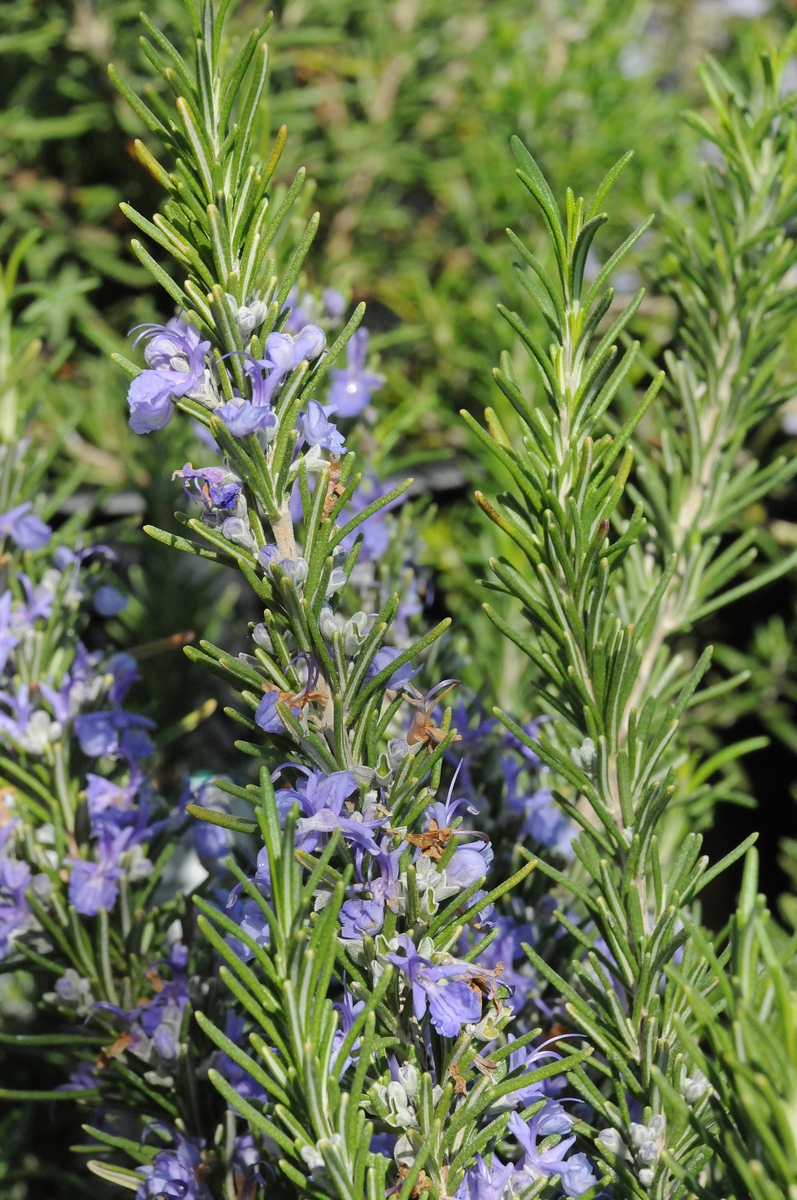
[[623, 44, 797, 752], [469, 126, 773, 1198]]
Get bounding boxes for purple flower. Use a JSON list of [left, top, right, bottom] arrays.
[[57, 1064, 99, 1093], [327, 328, 385, 417], [300, 399, 345, 454], [502, 1036, 568, 1107], [279, 767, 382, 857], [0, 837, 31, 959], [445, 842, 493, 889], [0, 502, 51, 551], [85, 773, 140, 834], [223, 892, 271, 962], [185, 780, 233, 866], [332, 984, 365, 1076], [255, 690, 298, 735], [93, 585, 128, 616], [173, 463, 242, 511], [138, 944, 190, 1038], [105, 653, 140, 705], [337, 471, 405, 561], [368, 838, 403, 911], [560, 1154, 598, 1197], [193, 818, 231, 865], [128, 319, 210, 434], [282, 288, 317, 334], [68, 829, 129, 916], [0, 592, 19, 675], [508, 1105, 595, 1192], [339, 898, 384, 939], [322, 289, 346, 321], [135, 318, 201, 369], [216, 399, 277, 437], [507, 780, 574, 859], [455, 1154, 514, 1200], [212, 1012, 268, 1101], [0, 683, 35, 742], [292, 324, 326, 362], [260, 325, 325, 381], [74, 710, 155, 760], [463, 914, 537, 1010], [39, 645, 104, 726], [386, 934, 493, 1038], [17, 571, 55, 622], [365, 648, 420, 689], [136, 1134, 207, 1200]]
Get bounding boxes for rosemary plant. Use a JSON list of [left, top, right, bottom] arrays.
[[84, 3, 602, 1198]]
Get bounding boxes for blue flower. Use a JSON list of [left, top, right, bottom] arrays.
[[216, 398, 277, 437], [173, 463, 242, 511], [85, 772, 141, 834], [560, 1153, 598, 1197], [322, 288, 346, 321], [223, 893, 271, 962], [332, 984, 365, 1075], [128, 319, 210, 434], [368, 838, 403, 911], [57, 1064, 99, 1093], [105, 652, 140, 705], [386, 934, 498, 1038], [445, 842, 493, 889], [95, 943, 190, 1060], [261, 325, 325, 381], [289, 768, 382, 857], [0, 825, 31, 959], [68, 828, 129, 916], [93, 585, 128, 616], [212, 1013, 268, 1101], [184, 779, 233, 867], [455, 1154, 515, 1200], [339, 898, 385, 939], [255, 690, 299, 734], [507, 779, 574, 858], [0, 593, 19, 675], [508, 1104, 595, 1194], [502, 1036, 569, 1107], [135, 1133, 208, 1200], [327, 328, 385, 417], [337, 471, 404, 561], [462, 914, 537, 1011], [365, 647, 419, 689], [39, 644, 104, 725], [300, 399, 346, 454], [0, 502, 51, 551], [74, 710, 155, 760], [17, 571, 56, 622]]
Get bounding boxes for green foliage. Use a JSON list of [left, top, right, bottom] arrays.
[[661, 850, 797, 1200], [469, 41, 797, 1192]]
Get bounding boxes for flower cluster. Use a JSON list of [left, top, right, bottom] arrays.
[[0, 542, 165, 937], [126, 290, 383, 450]]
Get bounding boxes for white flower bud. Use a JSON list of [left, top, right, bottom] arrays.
[[570, 736, 596, 774], [252, 623, 273, 651], [682, 1069, 710, 1103], [596, 1128, 626, 1159]]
